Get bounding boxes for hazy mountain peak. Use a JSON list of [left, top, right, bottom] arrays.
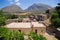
[[25, 3, 52, 12], [2, 4, 23, 13]]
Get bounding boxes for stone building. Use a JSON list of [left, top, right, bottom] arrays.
[[22, 18, 31, 22], [31, 22, 46, 34], [5, 18, 22, 24], [5, 22, 46, 35]]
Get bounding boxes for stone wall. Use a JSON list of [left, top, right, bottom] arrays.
[[8, 28, 31, 35], [8, 27, 46, 35], [32, 27, 46, 35]]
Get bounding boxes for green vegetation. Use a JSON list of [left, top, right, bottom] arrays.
[[28, 31, 47, 40], [0, 27, 47, 40], [0, 10, 18, 26], [51, 3, 60, 28], [9, 15, 18, 19], [0, 27, 24, 40], [0, 16, 6, 26], [0, 10, 7, 26], [19, 15, 26, 18]]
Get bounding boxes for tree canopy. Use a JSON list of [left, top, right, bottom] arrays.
[[28, 31, 47, 40], [0, 27, 47, 40], [0, 27, 24, 40], [51, 3, 60, 28]]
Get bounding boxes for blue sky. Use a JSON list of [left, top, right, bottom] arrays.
[[0, 0, 60, 10]]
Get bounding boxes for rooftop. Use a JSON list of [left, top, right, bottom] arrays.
[[31, 22, 46, 27], [6, 22, 31, 28], [5, 22, 46, 28]]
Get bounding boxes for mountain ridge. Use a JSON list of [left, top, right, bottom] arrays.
[[2, 4, 24, 13], [1, 3, 52, 13], [25, 3, 52, 12]]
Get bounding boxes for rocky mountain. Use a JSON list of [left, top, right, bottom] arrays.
[[25, 3, 52, 12], [2, 3, 52, 14], [2, 5, 23, 13]]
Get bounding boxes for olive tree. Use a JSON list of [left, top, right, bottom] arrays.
[[51, 3, 60, 28]]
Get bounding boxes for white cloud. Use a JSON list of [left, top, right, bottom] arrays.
[[16, 2, 20, 6], [14, 0, 20, 2], [8, 0, 20, 6]]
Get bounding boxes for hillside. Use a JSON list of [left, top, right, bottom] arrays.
[[25, 3, 52, 13], [2, 5, 23, 13]]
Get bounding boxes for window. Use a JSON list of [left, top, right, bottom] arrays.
[[18, 30, 21, 32], [18, 20, 20, 22], [41, 30, 43, 33], [35, 29, 37, 34]]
